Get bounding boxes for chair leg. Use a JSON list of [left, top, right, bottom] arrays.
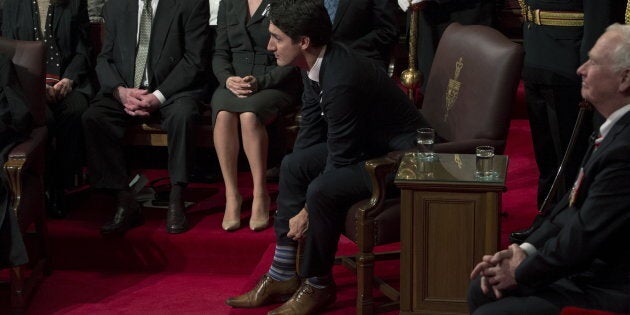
[[356, 251, 376, 315]]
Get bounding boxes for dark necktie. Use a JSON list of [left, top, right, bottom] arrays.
[[134, 0, 153, 88], [324, 0, 338, 22]]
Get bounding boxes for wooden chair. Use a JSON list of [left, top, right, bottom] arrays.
[[337, 23, 523, 315], [0, 37, 49, 313]]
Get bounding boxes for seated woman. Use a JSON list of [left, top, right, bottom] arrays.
[[2, 0, 94, 218], [212, 0, 301, 232]]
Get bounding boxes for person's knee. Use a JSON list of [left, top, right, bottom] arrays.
[[81, 106, 99, 128], [279, 152, 300, 177]]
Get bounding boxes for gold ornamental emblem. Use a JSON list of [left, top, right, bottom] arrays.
[[444, 57, 463, 121]]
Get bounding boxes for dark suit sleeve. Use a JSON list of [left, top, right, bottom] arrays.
[[62, 0, 92, 86], [211, 0, 234, 88], [255, 65, 300, 91], [1, 0, 18, 39], [348, 0, 397, 59], [516, 159, 630, 288], [156, 0, 209, 98], [96, 1, 128, 94]]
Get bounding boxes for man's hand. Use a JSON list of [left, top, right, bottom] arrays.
[[226, 75, 256, 98], [53, 78, 74, 100], [470, 246, 520, 298], [482, 244, 527, 298], [115, 86, 155, 117], [45, 85, 57, 103], [287, 208, 309, 241], [45, 78, 74, 103]]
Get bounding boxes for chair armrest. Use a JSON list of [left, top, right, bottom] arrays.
[[359, 156, 399, 219], [7, 126, 48, 173]]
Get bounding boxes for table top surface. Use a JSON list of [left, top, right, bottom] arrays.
[[395, 152, 508, 187]]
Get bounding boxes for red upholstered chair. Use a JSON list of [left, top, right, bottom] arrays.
[[337, 23, 523, 315], [561, 307, 628, 315], [0, 37, 49, 313]]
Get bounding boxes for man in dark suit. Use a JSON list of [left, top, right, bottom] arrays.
[[2, 0, 95, 218], [467, 23, 630, 314], [82, 0, 209, 235], [324, 0, 398, 69], [225, 0, 429, 313], [510, 0, 627, 243]]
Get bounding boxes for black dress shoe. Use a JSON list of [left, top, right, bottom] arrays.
[[166, 199, 188, 234], [101, 199, 144, 236], [46, 189, 67, 219], [509, 214, 545, 244]]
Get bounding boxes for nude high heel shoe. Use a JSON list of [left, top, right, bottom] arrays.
[[249, 195, 270, 231], [222, 195, 243, 231]]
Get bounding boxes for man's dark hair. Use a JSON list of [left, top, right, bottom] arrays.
[[269, 0, 332, 47]]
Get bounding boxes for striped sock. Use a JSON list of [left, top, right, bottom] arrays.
[[268, 244, 297, 281]]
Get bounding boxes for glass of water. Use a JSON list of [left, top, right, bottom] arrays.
[[416, 128, 436, 160], [475, 145, 495, 178]]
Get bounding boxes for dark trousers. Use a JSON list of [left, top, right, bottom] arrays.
[[274, 131, 416, 278], [273, 143, 372, 278], [467, 276, 630, 314], [525, 81, 590, 208], [82, 95, 199, 190], [46, 90, 89, 189]]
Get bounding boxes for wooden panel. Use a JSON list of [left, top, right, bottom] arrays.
[[401, 189, 500, 315]]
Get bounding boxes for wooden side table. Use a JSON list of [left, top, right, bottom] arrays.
[[395, 153, 508, 314]]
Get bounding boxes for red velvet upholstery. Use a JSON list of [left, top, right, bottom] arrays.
[[561, 307, 628, 315], [0, 37, 49, 313]]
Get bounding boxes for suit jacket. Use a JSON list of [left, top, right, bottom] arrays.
[[1, 0, 94, 98], [295, 42, 428, 173], [212, 0, 299, 91], [517, 111, 630, 299], [329, 0, 397, 68], [96, 0, 209, 100], [522, 0, 626, 84]]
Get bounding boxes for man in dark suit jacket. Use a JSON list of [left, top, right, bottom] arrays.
[[2, 0, 95, 218], [225, 0, 429, 313], [82, 0, 209, 235], [467, 23, 630, 314], [324, 0, 398, 69]]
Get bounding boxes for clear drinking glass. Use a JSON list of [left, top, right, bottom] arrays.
[[416, 128, 436, 160], [475, 145, 495, 178]]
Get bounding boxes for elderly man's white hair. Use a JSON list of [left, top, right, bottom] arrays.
[[606, 23, 630, 72]]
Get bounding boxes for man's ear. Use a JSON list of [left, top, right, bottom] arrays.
[[619, 68, 630, 93], [298, 36, 311, 50]]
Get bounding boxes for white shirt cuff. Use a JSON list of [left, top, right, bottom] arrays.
[[519, 242, 537, 256], [153, 90, 166, 104]]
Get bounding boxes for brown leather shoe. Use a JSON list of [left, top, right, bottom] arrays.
[[267, 281, 336, 315], [226, 274, 300, 308]]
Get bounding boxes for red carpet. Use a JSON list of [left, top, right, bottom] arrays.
[[1, 119, 539, 314]]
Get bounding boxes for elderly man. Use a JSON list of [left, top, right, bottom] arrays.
[[467, 23, 630, 314]]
